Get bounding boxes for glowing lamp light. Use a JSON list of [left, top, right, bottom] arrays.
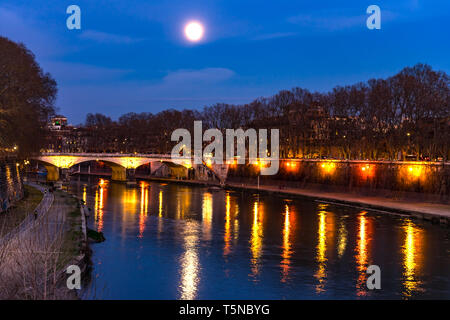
[[253, 159, 265, 169], [360, 164, 374, 178], [184, 160, 192, 168], [286, 161, 297, 171], [320, 162, 336, 175], [408, 165, 423, 178]]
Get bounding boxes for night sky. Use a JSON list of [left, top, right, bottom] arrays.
[[1, 0, 449, 124]]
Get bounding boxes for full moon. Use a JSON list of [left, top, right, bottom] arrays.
[[184, 21, 204, 42]]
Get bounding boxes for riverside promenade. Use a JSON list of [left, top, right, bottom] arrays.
[[0, 182, 53, 244]]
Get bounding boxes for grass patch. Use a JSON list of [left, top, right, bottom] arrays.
[[58, 196, 84, 269], [0, 185, 43, 236], [69, 209, 80, 217]]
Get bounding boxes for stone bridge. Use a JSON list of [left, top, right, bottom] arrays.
[[32, 153, 229, 183]]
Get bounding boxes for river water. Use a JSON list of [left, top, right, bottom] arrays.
[[69, 177, 450, 299]]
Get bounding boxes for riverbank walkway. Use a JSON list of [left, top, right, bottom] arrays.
[[0, 182, 54, 243]]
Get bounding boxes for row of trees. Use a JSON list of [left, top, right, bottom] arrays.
[[82, 64, 449, 160], [0, 37, 57, 157], [0, 37, 447, 160]]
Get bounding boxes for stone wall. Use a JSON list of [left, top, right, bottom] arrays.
[[227, 160, 450, 202]]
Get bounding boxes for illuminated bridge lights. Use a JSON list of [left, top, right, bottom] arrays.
[[36, 154, 193, 170], [117, 157, 147, 169], [184, 160, 192, 168], [50, 156, 79, 169]]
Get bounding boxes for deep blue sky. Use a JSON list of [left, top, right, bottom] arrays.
[[1, 0, 449, 124]]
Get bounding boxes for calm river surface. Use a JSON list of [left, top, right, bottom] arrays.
[[69, 177, 450, 299]]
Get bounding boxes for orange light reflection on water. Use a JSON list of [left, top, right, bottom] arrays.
[[94, 181, 107, 232], [281, 204, 296, 282], [337, 217, 347, 258], [250, 200, 264, 277], [402, 220, 424, 297], [314, 203, 335, 293], [157, 190, 164, 237], [202, 193, 213, 240], [355, 211, 373, 296], [138, 182, 149, 238], [224, 193, 232, 256]]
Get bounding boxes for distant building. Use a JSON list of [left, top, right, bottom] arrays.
[[48, 115, 68, 131], [44, 115, 87, 153]]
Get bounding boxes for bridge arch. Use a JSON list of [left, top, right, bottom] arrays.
[[32, 154, 194, 182]]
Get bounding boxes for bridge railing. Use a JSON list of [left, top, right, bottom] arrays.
[[39, 152, 174, 159], [39, 153, 450, 166]]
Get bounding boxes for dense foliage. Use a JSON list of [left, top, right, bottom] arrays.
[[0, 37, 56, 157]]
